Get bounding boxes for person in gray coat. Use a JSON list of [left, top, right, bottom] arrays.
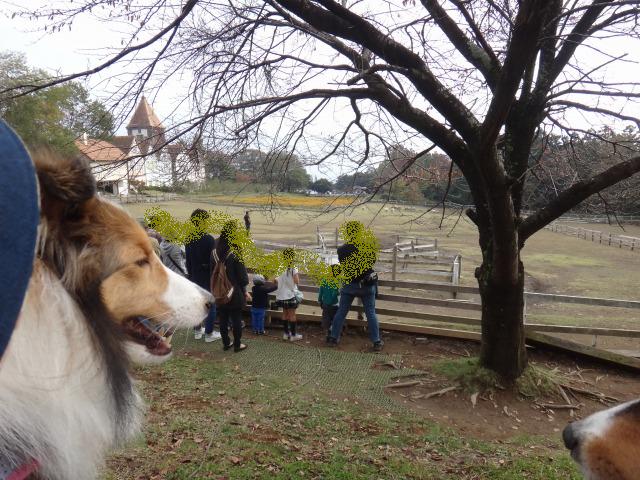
[[160, 238, 187, 277]]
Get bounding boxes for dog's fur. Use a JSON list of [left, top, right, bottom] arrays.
[[0, 151, 210, 479], [563, 399, 640, 480]]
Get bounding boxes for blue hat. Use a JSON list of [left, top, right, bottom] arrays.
[[0, 121, 39, 359]]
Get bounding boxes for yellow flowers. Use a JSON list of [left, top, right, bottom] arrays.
[[144, 206, 380, 286], [212, 194, 355, 208]]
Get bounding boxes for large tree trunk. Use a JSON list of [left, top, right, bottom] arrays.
[[477, 252, 527, 381]]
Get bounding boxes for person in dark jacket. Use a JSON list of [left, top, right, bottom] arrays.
[[251, 274, 278, 335], [318, 264, 341, 336], [185, 209, 220, 342], [326, 221, 383, 351], [244, 211, 251, 231], [211, 220, 250, 352]]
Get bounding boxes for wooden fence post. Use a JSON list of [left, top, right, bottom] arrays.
[[391, 244, 398, 291], [451, 254, 461, 299]]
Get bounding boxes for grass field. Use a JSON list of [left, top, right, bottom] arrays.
[[104, 337, 580, 480], [111, 195, 639, 479], [125, 194, 640, 337], [125, 194, 640, 304]]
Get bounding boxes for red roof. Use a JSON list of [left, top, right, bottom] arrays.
[[111, 135, 136, 154], [127, 95, 163, 129], [75, 139, 126, 162]]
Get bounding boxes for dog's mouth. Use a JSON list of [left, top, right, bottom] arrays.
[[122, 317, 172, 356]]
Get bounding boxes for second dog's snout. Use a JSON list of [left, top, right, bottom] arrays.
[[563, 423, 578, 451]]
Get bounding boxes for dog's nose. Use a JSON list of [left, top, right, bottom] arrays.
[[563, 423, 578, 451]]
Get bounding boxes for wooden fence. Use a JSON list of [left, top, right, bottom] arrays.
[[249, 275, 640, 366], [103, 191, 177, 204], [545, 223, 639, 251], [274, 231, 462, 286]]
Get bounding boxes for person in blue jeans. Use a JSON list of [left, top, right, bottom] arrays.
[[184, 209, 221, 342], [250, 274, 278, 334], [326, 221, 383, 352]]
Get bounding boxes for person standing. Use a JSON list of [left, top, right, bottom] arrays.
[[160, 237, 188, 277], [185, 209, 221, 342], [211, 220, 251, 352], [250, 274, 278, 334], [275, 248, 302, 341], [318, 264, 340, 337], [244, 211, 251, 231], [326, 221, 383, 351]]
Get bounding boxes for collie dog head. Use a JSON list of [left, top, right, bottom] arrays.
[[34, 149, 212, 363], [0, 150, 211, 479], [563, 399, 640, 480]]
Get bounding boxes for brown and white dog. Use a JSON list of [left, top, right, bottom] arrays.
[[0, 151, 211, 479], [563, 399, 640, 480]]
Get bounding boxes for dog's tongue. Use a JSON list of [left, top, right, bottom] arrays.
[[124, 318, 172, 356]]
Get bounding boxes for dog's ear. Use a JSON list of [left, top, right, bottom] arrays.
[[33, 149, 96, 223]]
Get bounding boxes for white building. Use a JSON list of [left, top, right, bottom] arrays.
[[76, 135, 131, 195], [80, 96, 205, 193]]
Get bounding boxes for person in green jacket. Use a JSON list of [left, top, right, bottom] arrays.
[[318, 264, 341, 336]]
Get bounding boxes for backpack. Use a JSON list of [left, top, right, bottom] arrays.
[[210, 250, 234, 305]]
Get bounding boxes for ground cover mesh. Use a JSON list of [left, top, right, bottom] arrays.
[[175, 333, 424, 411]]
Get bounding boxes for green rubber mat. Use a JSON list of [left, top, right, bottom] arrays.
[[174, 333, 423, 411]]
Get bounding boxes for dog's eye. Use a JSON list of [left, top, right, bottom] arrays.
[[135, 258, 149, 267]]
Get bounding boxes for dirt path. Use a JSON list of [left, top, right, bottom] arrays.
[[273, 324, 640, 443]]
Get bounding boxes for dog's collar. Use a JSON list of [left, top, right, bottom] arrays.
[[0, 459, 39, 480]]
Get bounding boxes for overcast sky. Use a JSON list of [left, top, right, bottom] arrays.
[[2, 2, 640, 181]]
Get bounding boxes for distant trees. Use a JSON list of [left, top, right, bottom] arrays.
[[524, 128, 640, 216], [308, 178, 333, 194], [203, 147, 312, 192], [334, 170, 378, 193], [0, 52, 114, 155], [201, 149, 236, 181], [273, 153, 311, 192]]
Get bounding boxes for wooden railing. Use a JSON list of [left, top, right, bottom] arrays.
[[250, 276, 640, 349], [545, 223, 639, 251]]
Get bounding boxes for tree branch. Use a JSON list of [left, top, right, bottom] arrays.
[[479, 0, 551, 152], [519, 155, 640, 242], [544, 0, 614, 88], [0, 0, 199, 98], [273, 0, 480, 140], [420, 0, 500, 89]]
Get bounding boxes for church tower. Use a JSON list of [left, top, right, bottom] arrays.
[[126, 95, 166, 144]]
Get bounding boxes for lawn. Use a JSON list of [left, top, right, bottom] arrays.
[[124, 196, 640, 325], [103, 335, 580, 480], [112, 195, 639, 478]]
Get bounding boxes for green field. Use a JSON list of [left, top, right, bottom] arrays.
[[108, 195, 640, 479], [104, 338, 580, 480], [125, 195, 640, 327]]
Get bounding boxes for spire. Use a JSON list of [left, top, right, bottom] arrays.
[[126, 95, 163, 130]]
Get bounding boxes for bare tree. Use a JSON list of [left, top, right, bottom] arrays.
[[5, 0, 640, 380]]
